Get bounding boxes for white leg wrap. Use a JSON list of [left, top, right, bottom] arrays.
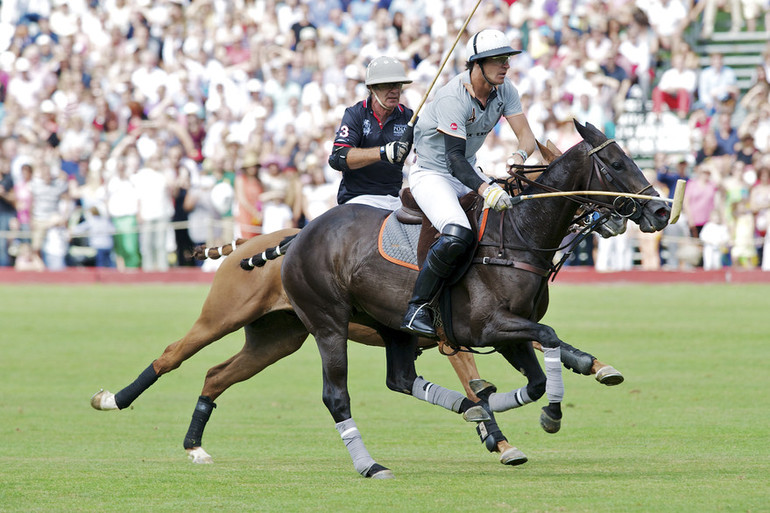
[[411, 376, 465, 412], [336, 418, 376, 476], [543, 346, 564, 403], [488, 386, 532, 412]]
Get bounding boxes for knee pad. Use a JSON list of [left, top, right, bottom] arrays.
[[427, 224, 475, 276]]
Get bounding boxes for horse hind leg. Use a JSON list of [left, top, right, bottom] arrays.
[[183, 312, 309, 464], [91, 315, 239, 412]]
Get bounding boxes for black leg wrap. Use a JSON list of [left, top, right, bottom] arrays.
[[475, 404, 507, 452], [559, 341, 595, 375], [183, 396, 216, 449], [114, 364, 159, 409]]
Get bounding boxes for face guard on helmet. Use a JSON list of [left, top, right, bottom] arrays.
[[466, 29, 521, 63]]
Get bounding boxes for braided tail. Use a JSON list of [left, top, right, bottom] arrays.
[[240, 234, 298, 270], [192, 239, 248, 260]]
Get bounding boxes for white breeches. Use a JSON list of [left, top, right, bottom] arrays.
[[409, 166, 487, 233], [346, 194, 402, 211]]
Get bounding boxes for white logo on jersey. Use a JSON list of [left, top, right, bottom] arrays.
[[393, 124, 407, 136], [363, 118, 372, 136]]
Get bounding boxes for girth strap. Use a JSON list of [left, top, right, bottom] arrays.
[[471, 256, 550, 277]]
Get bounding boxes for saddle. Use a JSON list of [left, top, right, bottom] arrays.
[[394, 188, 484, 267]]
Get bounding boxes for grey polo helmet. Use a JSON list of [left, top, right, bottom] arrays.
[[365, 56, 413, 86], [466, 29, 521, 62]]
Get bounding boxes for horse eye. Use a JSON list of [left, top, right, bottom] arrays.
[[611, 161, 623, 170]]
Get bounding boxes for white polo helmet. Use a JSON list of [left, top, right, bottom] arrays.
[[365, 56, 413, 86], [466, 29, 521, 62]]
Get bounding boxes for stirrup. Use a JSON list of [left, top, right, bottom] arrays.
[[401, 303, 437, 338]]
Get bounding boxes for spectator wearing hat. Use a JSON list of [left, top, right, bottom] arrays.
[[234, 152, 264, 238], [258, 157, 298, 234]]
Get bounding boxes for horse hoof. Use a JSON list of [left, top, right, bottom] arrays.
[[500, 447, 528, 466], [90, 389, 118, 410], [462, 405, 491, 423], [365, 463, 394, 479], [540, 408, 561, 434], [596, 365, 624, 386], [187, 447, 213, 464]]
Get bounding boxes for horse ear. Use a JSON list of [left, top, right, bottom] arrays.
[[537, 140, 561, 164], [536, 140, 554, 163], [573, 119, 603, 145], [546, 140, 562, 156], [573, 119, 587, 138]]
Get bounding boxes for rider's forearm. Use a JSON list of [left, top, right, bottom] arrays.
[[345, 147, 383, 169]]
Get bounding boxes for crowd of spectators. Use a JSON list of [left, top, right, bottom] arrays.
[[1, 0, 770, 272]]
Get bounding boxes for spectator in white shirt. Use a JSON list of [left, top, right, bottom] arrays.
[[652, 52, 697, 120]]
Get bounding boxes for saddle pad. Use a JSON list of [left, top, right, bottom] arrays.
[[378, 213, 420, 270]]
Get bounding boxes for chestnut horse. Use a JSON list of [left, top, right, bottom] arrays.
[[277, 121, 670, 477]]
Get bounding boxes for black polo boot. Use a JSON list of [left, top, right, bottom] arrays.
[[401, 224, 474, 338]]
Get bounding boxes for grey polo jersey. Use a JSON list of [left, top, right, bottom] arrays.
[[413, 71, 522, 173]]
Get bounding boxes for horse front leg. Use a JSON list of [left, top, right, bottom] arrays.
[[531, 341, 624, 386], [481, 317, 565, 434], [314, 327, 393, 479]]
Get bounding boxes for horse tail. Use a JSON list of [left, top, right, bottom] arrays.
[[192, 239, 249, 261], [240, 234, 298, 271]]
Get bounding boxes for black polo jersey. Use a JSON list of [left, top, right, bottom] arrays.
[[330, 97, 414, 204]]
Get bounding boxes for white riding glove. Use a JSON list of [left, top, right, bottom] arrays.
[[482, 183, 512, 211], [380, 141, 411, 164]]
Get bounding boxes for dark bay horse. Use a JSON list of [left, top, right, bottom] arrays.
[[280, 121, 671, 477], [90, 135, 627, 472]]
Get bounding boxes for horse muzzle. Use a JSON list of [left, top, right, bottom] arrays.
[[638, 198, 671, 233]]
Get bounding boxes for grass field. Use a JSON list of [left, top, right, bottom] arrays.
[[2, 282, 768, 513]]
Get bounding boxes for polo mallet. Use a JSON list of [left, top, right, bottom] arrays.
[[400, 0, 484, 143], [509, 179, 687, 225]]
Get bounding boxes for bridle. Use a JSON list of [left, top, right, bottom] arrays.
[[508, 138, 655, 221], [476, 137, 656, 278]]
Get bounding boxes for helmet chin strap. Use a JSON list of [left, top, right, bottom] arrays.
[[478, 62, 497, 87], [370, 88, 389, 110]]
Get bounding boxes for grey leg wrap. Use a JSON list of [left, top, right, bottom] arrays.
[[488, 386, 533, 413], [411, 376, 466, 413], [559, 341, 595, 375], [336, 418, 376, 477], [543, 346, 564, 403]]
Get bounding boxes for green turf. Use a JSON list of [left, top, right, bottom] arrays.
[[1, 283, 767, 512]]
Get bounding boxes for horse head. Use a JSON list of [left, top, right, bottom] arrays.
[[537, 139, 628, 239], [573, 121, 671, 233]]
